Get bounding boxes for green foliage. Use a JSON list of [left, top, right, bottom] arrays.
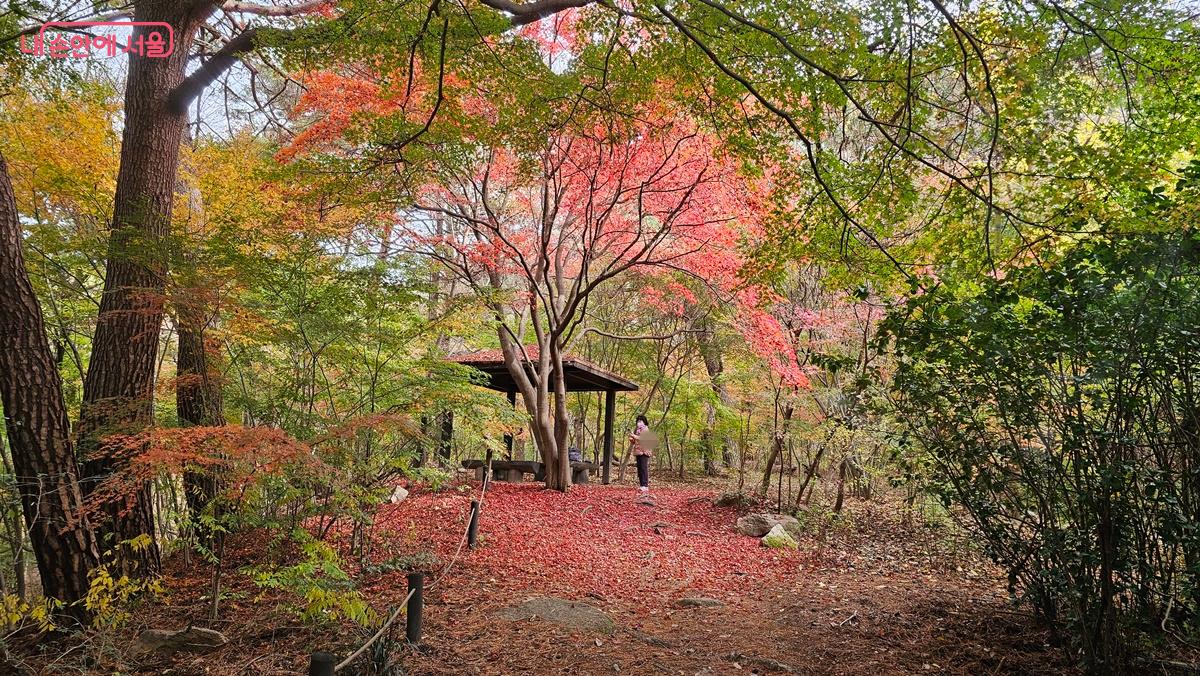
[[248, 530, 375, 626], [884, 230, 1200, 670], [85, 535, 165, 628]]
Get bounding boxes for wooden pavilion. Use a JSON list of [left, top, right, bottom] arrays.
[[447, 349, 638, 484]]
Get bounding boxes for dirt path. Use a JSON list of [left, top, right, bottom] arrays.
[[379, 483, 1074, 675], [21, 482, 1075, 674]]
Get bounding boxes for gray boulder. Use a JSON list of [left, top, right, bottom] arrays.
[[735, 513, 799, 537], [388, 486, 409, 504]]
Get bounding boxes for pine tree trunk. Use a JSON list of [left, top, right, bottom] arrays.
[[76, 3, 204, 576], [0, 152, 100, 620], [175, 141, 225, 525], [177, 305, 224, 521]]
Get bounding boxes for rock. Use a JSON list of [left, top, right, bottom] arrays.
[[135, 627, 229, 655], [627, 628, 676, 647], [761, 523, 799, 550], [388, 486, 409, 504], [497, 597, 615, 634], [675, 597, 725, 608], [735, 513, 799, 537], [728, 653, 798, 673], [713, 491, 748, 508]]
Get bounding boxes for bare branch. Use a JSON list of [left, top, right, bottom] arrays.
[[220, 0, 330, 16], [476, 0, 597, 26]]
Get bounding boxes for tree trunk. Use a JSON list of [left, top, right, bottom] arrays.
[[176, 305, 224, 521], [76, 4, 204, 576], [761, 401, 794, 494], [0, 152, 100, 620], [175, 141, 225, 525], [698, 320, 736, 467]]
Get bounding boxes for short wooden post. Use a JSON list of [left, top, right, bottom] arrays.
[[467, 499, 480, 548], [309, 652, 336, 676], [406, 572, 424, 645]]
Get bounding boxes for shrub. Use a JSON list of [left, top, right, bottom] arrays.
[[882, 232, 1200, 671]]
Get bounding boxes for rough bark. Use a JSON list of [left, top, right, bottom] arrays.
[[175, 144, 225, 524], [0, 152, 100, 620], [76, 3, 206, 576], [176, 305, 224, 520]]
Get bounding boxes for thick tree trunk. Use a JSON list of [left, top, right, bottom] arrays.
[[76, 3, 204, 576], [0, 152, 100, 620], [497, 331, 570, 491]]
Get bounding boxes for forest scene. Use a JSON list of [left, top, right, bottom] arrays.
[[0, 0, 1198, 673]]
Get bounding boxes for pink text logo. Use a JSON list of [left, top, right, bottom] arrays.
[[20, 21, 175, 59]]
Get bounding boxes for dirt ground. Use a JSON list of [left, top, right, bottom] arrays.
[[6, 480, 1081, 675]]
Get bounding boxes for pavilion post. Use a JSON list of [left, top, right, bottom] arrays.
[[504, 391, 516, 458], [602, 389, 616, 485]]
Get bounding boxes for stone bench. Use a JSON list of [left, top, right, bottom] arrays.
[[461, 459, 599, 484]]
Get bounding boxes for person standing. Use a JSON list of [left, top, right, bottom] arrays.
[[629, 415, 653, 494]]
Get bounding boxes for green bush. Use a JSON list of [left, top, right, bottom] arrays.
[[882, 232, 1200, 671]]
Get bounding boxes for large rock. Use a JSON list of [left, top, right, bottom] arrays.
[[736, 513, 799, 537], [498, 597, 615, 634], [135, 627, 229, 655], [388, 486, 409, 504], [761, 523, 799, 550]]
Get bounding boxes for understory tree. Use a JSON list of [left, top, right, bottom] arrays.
[[885, 224, 1200, 669], [409, 114, 760, 489]]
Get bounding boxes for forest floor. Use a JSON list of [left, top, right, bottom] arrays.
[[11, 478, 1080, 675]]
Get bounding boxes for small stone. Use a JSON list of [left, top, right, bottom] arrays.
[[388, 486, 409, 504], [761, 524, 799, 550], [675, 597, 725, 608], [135, 627, 228, 655], [498, 597, 615, 634]]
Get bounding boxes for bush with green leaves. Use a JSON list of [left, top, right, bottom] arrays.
[[882, 232, 1200, 671]]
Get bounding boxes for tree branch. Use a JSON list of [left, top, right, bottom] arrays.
[[476, 0, 597, 26], [220, 0, 330, 16], [167, 28, 258, 115]]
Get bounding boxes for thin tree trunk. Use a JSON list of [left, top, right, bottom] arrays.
[[698, 319, 736, 467], [0, 152, 100, 620]]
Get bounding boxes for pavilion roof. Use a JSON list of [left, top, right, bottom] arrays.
[[447, 348, 638, 393]]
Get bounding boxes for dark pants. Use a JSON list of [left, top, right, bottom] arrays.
[[636, 454, 650, 488]]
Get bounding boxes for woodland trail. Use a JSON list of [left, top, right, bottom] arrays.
[[377, 483, 1075, 675], [38, 482, 1076, 674]]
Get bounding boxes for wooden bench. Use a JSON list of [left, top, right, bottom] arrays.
[[461, 459, 599, 484]]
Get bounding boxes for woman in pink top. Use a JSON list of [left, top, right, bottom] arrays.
[[629, 414, 652, 493]]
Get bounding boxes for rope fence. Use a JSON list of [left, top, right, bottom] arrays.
[[313, 449, 494, 674]]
